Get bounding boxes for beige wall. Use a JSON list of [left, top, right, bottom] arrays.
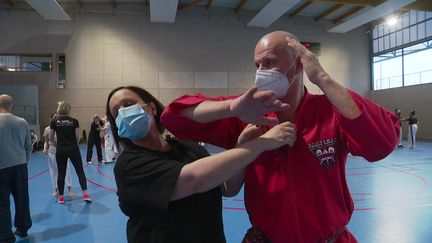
[[0, 6, 371, 136], [370, 84, 432, 140]]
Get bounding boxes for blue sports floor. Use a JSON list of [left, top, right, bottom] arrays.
[[10, 140, 432, 243]]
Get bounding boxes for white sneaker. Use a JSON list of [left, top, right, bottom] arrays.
[[68, 190, 75, 197]]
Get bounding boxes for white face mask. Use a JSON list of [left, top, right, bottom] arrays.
[[255, 58, 297, 98]]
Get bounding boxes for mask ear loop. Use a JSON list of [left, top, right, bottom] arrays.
[[284, 57, 299, 87], [284, 56, 298, 75], [141, 103, 157, 116]]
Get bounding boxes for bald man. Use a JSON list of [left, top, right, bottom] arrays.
[[0, 94, 32, 242], [161, 31, 400, 242]]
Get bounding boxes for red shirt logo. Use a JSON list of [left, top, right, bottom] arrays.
[[308, 138, 337, 169]]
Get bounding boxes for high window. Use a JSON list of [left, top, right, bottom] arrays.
[[372, 11, 432, 90]]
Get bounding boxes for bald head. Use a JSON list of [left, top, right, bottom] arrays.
[[253, 31, 304, 104], [0, 94, 14, 112], [256, 31, 299, 58]]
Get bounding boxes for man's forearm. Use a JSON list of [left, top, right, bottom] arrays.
[[317, 74, 361, 119], [180, 99, 234, 123]]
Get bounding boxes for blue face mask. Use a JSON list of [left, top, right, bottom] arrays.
[[115, 104, 151, 141]]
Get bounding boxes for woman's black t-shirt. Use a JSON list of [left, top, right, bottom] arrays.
[[50, 116, 79, 146], [408, 117, 418, 125], [89, 120, 104, 138], [114, 138, 226, 243]]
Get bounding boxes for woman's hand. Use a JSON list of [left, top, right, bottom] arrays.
[[259, 121, 297, 151], [237, 124, 266, 146], [237, 122, 297, 151]]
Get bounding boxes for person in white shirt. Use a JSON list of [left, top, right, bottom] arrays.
[[102, 116, 118, 163]]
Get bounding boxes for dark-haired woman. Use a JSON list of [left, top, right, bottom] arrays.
[[106, 86, 296, 243]]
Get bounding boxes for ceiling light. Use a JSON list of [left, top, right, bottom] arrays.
[[387, 17, 398, 26]]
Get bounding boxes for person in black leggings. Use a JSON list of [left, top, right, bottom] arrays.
[[86, 114, 104, 163], [50, 101, 92, 204]]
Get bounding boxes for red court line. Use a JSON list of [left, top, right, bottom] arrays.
[[27, 161, 118, 193], [28, 161, 91, 181], [351, 166, 429, 196], [85, 163, 117, 192], [86, 177, 117, 193], [38, 157, 430, 211], [378, 164, 429, 188], [96, 163, 114, 181], [28, 169, 49, 180], [397, 171, 429, 188]]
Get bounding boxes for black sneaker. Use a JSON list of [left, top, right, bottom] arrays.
[[14, 229, 28, 238]]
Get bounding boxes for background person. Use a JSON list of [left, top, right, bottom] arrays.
[[101, 116, 117, 163], [0, 94, 32, 242], [405, 110, 418, 149], [50, 101, 91, 204], [394, 108, 403, 147], [43, 112, 74, 197], [86, 114, 104, 163]]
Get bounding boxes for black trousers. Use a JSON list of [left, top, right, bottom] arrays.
[[56, 145, 87, 195], [0, 164, 32, 243], [86, 135, 102, 162]]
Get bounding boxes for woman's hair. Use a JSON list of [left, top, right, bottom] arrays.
[[50, 112, 57, 119], [409, 110, 416, 116], [57, 101, 71, 115], [106, 86, 165, 150]]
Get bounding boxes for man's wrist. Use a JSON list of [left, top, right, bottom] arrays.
[[315, 72, 333, 90], [227, 99, 237, 118]]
